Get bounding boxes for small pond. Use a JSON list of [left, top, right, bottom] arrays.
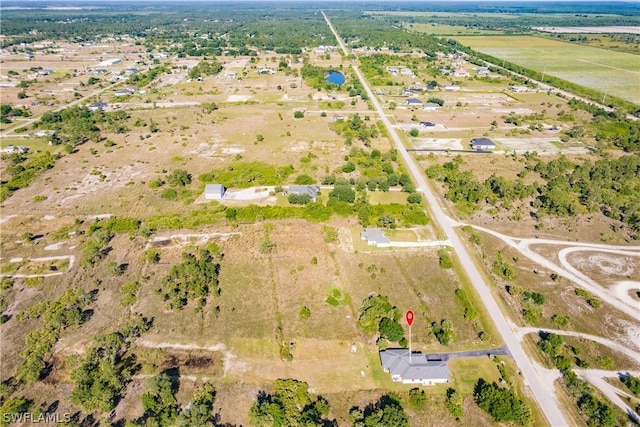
[[326, 71, 345, 85]]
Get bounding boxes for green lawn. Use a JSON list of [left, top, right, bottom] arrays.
[[454, 35, 640, 104]]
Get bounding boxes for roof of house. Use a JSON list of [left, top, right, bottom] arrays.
[[406, 98, 422, 104], [471, 137, 495, 147], [205, 183, 226, 193], [423, 102, 441, 109], [288, 185, 320, 198], [88, 102, 108, 109], [361, 228, 391, 245], [380, 349, 450, 382]]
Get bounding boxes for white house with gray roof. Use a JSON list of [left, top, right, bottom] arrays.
[[288, 185, 320, 201], [361, 228, 391, 247], [380, 349, 450, 385]]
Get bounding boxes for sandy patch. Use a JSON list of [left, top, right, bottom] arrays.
[[533, 26, 640, 34], [224, 59, 250, 68], [588, 254, 635, 276], [412, 138, 463, 150], [337, 227, 354, 253], [0, 215, 16, 224], [221, 147, 245, 155], [55, 164, 145, 207], [492, 108, 535, 114], [44, 242, 67, 251], [226, 95, 252, 102], [288, 141, 309, 152], [222, 187, 273, 201]]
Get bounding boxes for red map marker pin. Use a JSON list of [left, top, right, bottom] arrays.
[[405, 310, 414, 326]]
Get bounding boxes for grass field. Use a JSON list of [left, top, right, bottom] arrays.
[[453, 35, 640, 104], [405, 23, 506, 36]]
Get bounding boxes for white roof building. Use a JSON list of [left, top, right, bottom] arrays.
[[380, 349, 450, 385], [361, 228, 391, 247], [205, 184, 226, 200]]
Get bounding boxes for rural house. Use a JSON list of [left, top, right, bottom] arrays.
[[205, 184, 226, 200], [360, 228, 391, 247], [88, 102, 108, 111], [422, 102, 441, 111], [380, 349, 450, 385], [406, 98, 423, 107], [288, 185, 320, 201], [471, 137, 496, 151]]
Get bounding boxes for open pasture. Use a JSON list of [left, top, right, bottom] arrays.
[[453, 36, 640, 104]]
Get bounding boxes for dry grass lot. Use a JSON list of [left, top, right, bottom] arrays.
[[1, 216, 510, 425]]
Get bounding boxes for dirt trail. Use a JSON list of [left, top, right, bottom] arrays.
[[575, 369, 640, 424], [472, 224, 640, 321], [516, 327, 640, 360]]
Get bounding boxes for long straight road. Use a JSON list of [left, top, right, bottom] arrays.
[[322, 11, 569, 426]]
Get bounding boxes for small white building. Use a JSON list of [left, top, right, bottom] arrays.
[[471, 137, 496, 151], [99, 58, 121, 66], [380, 349, 450, 386], [422, 102, 441, 111], [453, 69, 470, 78], [0, 145, 29, 154], [114, 88, 135, 96], [88, 102, 108, 111], [205, 184, 226, 200], [361, 228, 391, 247]]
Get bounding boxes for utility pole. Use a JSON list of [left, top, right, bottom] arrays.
[[602, 84, 609, 105]]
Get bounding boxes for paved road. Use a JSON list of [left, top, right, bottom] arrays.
[[322, 11, 569, 426], [426, 345, 511, 361]]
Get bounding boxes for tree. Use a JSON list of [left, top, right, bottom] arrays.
[[141, 373, 179, 427], [288, 193, 311, 205], [357, 294, 401, 336], [350, 394, 408, 427], [294, 111, 304, 118], [474, 379, 531, 426], [249, 379, 332, 426], [432, 319, 455, 346], [158, 249, 220, 310], [445, 388, 464, 417], [329, 185, 355, 203], [293, 174, 315, 185], [0, 397, 31, 427], [409, 128, 419, 137], [378, 317, 404, 342], [407, 193, 422, 204], [167, 169, 191, 187], [176, 383, 217, 427]]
